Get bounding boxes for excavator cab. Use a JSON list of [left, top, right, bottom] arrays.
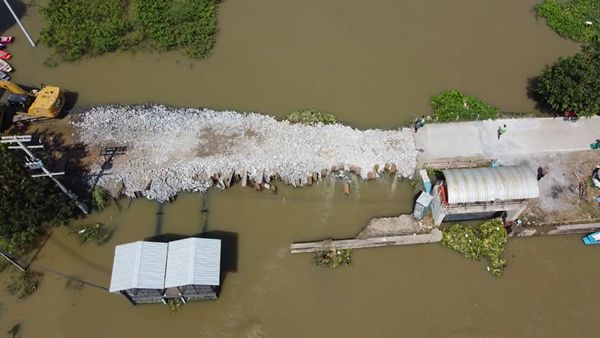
[[28, 86, 64, 118], [7, 93, 32, 113], [0, 81, 65, 118]]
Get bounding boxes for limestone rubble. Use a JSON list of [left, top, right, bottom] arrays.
[[74, 105, 418, 202]]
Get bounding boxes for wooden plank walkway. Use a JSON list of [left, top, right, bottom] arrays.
[[290, 229, 442, 253]]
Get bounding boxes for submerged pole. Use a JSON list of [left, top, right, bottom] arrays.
[[2, 0, 36, 47], [0, 251, 26, 272]]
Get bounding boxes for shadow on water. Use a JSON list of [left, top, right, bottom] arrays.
[[145, 230, 238, 293], [154, 203, 164, 236], [526, 76, 556, 116], [61, 90, 80, 117], [0, 0, 26, 34], [200, 193, 209, 233]]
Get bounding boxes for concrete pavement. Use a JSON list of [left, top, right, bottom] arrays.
[[414, 117, 600, 163]]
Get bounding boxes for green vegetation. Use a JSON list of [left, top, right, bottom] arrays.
[[39, 0, 132, 61], [441, 219, 508, 276], [39, 0, 219, 61], [313, 248, 352, 268], [5, 271, 43, 299], [535, 39, 600, 117], [92, 186, 112, 211], [68, 223, 113, 245], [0, 145, 74, 254], [167, 298, 185, 312], [534, 0, 599, 43], [132, 0, 219, 59], [286, 109, 338, 125], [429, 90, 499, 122]]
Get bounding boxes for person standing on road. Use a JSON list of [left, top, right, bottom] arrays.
[[497, 124, 507, 140], [414, 116, 426, 133]]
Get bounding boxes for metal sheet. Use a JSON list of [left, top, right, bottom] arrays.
[[165, 238, 221, 288], [442, 165, 539, 204], [109, 241, 168, 292]]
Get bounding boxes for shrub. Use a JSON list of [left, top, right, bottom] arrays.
[[0, 145, 74, 254], [286, 109, 337, 125], [441, 219, 508, 276], [535, 39, 600, 116], [534, 0, 599, 43], [429, 90, 499, 122], [92, 186, 112, 211]]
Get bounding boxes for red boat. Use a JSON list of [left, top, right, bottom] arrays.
[[0, 36, 14, 44], [0, 50, 11, 60]]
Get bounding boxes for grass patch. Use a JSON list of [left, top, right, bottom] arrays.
[[39, 0, 219, 61], [441, 219, 508, 276], [313, 247, 352, 268], [286, 109, 337, 125], [534, 0, 600, 43], [430, 90, 499, 122]]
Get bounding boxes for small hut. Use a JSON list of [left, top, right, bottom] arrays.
[[430, 165, 539, 225], [109, 241, 168, 304], [164, 238, 221, 302], [109, 238, 221, 305]]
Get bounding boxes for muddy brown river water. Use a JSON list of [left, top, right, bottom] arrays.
[[1, 0, 599, 337]]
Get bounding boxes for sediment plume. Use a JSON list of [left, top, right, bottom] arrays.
[[74, 105, 418, 202]]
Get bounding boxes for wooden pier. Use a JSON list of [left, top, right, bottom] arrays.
[[290, 229, 442, 253]]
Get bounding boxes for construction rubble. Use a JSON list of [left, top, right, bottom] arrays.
[[73, 105, 418, 202]]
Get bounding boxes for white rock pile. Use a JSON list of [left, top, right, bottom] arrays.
[[74, 105, 418, 202]]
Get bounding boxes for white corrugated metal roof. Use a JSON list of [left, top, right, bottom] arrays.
[[442, 165, 539, 204], [165, 238, 221, 287], [109, 241, 168, 292]]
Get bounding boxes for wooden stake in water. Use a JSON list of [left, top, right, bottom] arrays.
[[2, 0, 36, 47]]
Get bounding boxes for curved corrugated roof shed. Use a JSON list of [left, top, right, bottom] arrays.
[[441, 165, 539, 204]]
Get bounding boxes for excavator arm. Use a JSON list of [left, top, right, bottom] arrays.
[[0, 80, 30, 96]]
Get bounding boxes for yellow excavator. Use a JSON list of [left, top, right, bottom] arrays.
[[0, 80, 65, 131]]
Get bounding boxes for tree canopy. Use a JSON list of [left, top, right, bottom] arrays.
[[535, 39, 600, 117], [0, 144, 74, 253]]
